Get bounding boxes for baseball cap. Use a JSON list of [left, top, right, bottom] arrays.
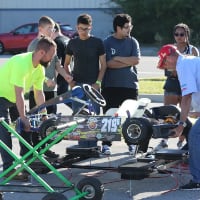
[[157, 44, 177, 69]]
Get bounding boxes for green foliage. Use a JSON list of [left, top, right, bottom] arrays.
[[111, 0, 200, 46]]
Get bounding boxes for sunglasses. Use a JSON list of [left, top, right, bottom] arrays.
[[77, 27, 91, 32], [174, 33, 185, 37]]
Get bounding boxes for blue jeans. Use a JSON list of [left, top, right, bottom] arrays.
[[189, 118, 200, 183], [0, 98, 16, 170]]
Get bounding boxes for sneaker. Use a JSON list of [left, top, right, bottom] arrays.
[[128, 145, 137, 155], [180, 180, 200, 190], [177, 140, 183, 149], [154, 140, 168, 151], [44, 150, 59, 158], [102, 145, 111, 155], [4, 169, 29, 181]]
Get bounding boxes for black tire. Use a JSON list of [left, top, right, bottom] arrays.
[[76, 177, 104, 200], [42, 192, 68, 200], [39, 118, 58, 143], [0, 42, 4, 54], [122, 117, 152, 144]]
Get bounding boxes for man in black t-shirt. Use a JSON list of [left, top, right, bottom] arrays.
[[64, 13, 107, 147]]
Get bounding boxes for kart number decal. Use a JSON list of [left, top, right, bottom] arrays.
[[101, 118, 121, 133]]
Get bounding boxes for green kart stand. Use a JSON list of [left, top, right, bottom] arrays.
[[0, 118, 104, 200]]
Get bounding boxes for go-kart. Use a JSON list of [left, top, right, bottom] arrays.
[[1, 84, 192, 199]]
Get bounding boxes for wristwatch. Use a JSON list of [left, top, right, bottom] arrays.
[[178, 121, 187, 127]]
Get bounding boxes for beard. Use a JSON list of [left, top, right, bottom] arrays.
[[40, 60, 50, 68]]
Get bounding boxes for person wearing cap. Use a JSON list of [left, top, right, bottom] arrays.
[[155, 23, 199, 152], [157, 44, 200, 190]]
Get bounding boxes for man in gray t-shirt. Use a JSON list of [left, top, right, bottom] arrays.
[[101, 14, 141, 155]]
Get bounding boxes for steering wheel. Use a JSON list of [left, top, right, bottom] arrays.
[[82, 84, 106, 107]]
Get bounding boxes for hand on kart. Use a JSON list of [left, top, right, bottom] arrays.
[[21, 116, 31, 132], [169, 125, 184, 138]]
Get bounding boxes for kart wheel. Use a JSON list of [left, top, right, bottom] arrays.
[[39, 118, 58, 143], [77, 177, 104, 200], [0, 42, 4, 54], [122, 118, 152, 144], [42, 192, 68, 200], [82, 84, 106, 107]]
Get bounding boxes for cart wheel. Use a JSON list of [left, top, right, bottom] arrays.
[[77, 177, 104, 200], [39, 118, 58, 143], [122, 117, 152, 144], [42, 192, 68, 200]]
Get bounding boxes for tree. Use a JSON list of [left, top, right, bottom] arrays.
[[112, 0, 200, 45]]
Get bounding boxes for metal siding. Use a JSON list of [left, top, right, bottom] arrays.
[[0, 0, 118, 8]]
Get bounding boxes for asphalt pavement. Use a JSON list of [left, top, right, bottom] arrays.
[[0, 103, 200, 200], [0, 50, 199, 199]]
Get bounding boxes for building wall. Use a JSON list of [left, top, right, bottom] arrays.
[[0, 1, 121, 39], [0, 0, 118, 9]]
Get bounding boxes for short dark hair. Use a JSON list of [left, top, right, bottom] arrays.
[[77, 13, 92, 25], [113, 14, 132, 32], [35, 36, 56, 52], [38, 16, 55, 27]]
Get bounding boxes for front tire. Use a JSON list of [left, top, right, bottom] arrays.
[[122, 117, 152, 144], [76, 177, 104, 200]]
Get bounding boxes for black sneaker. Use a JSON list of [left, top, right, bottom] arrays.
[[44, 150, 59, 158], [180, 180, 200, 190]]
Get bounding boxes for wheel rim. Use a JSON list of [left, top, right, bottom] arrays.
[[127, 123, 141, 139], [81, 184, 95, 199]]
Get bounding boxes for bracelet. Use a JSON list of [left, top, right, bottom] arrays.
[[178, 121, 187, 127], [95, 80, 101, 86], [44, 77, 49, 83]]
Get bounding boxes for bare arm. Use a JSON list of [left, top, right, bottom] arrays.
[[55, 61, 73, 83], [64, 54, 75, 88], [107, 56, 140, 69], [192, 46, 199, 56], [15, 86, 30, 131], [171, 94, 192, 138], [64, 54, 72, 74], [92, 54, 107, 89], [33, 89, 47, 113]]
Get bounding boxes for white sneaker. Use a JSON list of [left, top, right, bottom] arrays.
[[102, 145, 111, 155], [154, 140, 168, 151], [128, 145, 137, 155]]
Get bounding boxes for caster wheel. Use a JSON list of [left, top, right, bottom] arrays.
[[77, 177, 104, 200], [42, 192, 68, 200]]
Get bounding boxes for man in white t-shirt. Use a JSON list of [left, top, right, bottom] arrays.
[[157, 44, 200, 190]]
